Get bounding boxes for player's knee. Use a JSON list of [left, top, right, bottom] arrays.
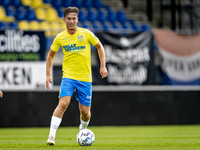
[[81, 109, 90, 117], [59, 101, 69, 111]]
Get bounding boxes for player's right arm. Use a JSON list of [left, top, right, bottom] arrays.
[[46, 49, 57, 90], [0, 90, 3, 98]]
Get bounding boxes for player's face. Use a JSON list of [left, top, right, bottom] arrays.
[[63, 12, 78, 30]]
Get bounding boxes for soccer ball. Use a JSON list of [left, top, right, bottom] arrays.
[[76, 129, 95, 146]]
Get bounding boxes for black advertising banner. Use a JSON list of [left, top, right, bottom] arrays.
[[95, 31, 155, 85], [0, 29, 45, 61]]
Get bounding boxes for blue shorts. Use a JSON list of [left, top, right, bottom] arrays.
[[59, 78, 92, 107]]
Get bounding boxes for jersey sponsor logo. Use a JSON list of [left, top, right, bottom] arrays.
[[63, 44, 85, 52], [78, 35, 83, 42], [62, 38, 71, 43]]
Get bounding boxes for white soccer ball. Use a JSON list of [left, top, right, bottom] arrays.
[[76, 129, 95, 146]]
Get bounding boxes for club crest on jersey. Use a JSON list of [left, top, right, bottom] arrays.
[[78, 35, 83, 42]]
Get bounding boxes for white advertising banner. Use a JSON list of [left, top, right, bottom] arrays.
[[160, 47, 200, 81], [0, 62, 46, 90], [154, 29, 200, 85]]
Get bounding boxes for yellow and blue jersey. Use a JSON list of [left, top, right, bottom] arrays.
[[50, 27, 99, 82]]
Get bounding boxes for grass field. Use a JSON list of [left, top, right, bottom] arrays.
[[0, 125, 200, 150]]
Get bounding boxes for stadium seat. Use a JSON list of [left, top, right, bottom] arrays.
[[26, 7, 36, 20], [9, 22, 18, 29], [57, 7, 65, 18], [116, 11, 127, 22], [21, 0, 31, 6], [5, 6, 15, 18], [15, 7, 26, 20], [40, 21, 51, 36], [31, 0, 44, 8], [29, 21, 40, 30], [35, 7, 46, 21], [51, 0, 62, 8], [50, 22, 62, 36], [77, 21, 83, 28], [11, 0, 22, 6], [43, 0, 51, 4], [0, 6, 14, 22], [82, 21, 93, 30], [78, 10, 87, 21], [18, 20, 29, 30], [60, 22, 66, 30], [46, 7, 60, 22], [121, 21, 133, 31], [102, 21, 112, 31], [82, 0, 92, 8], [87, 9, 97, 22], [46, 36, 54, 49], [112, 21, 122, 30], [92, 0, 102, 8], [107, 11, 116, 22], [62, 0, 73, 7], [93, 21, 103, 31], [0, 0, 12, 6], [141, 24, 150, 31], [0, 22, 8, 29], [97, 9, 107, 21], [132, 24, 140, 31], [72, 0, 82, 8]]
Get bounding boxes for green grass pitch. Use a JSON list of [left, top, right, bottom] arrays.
[[0, 125, 200, 150]]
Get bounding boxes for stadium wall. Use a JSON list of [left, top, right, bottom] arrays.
[[0, 87, 200, 127]]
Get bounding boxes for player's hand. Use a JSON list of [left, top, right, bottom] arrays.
[[100, 67, 108, 78], [0, 90, 3, 98], [46, 75, 52, 90]]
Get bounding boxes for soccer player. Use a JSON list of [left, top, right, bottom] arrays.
[[0, 90, 3, 98], [46, 7, 108, 146]]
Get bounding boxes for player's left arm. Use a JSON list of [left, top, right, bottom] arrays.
[[0, 90, 3, 98], [94, 41, 108, 78]]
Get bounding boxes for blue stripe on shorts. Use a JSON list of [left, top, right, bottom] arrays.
[[59, 78, 92, 106]]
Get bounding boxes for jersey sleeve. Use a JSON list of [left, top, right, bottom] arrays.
[[50, 35, 61, 52], [87, 30, 99, 46]]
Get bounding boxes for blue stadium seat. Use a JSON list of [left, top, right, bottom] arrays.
[[26, 7, 36, 20], [132, 24, 140, 31], [128, 19, 135, 26], [141, 24, 150, 31], [116, 11, 127, 22], [97, 10, 107, 21], [107, 11, 116, 22], [5, 6, 15, 17], [83, 24, 89, 29], [112, 22, 122, 29], [72, 0, 82, 8], [102, 21, 112, 31], [9, 22, 18, 29], [43, 0, 51, 4], [62, 0, 73, 7], [87, 10, 97, 21], [93, 21, 103, 31], [0, 0, 12, 6], [77, 21, 83, 27], [51, 0, 62, 8], [78, 10, 87, 21], [92, 0, 102, 8], [121, 21, 132, 31], [11, 0, 22, 6], [0, 22, 8, 29], [57, 8, 64, 18], [15, 7, 26, 20], [82, 0, 92, 8], [46, 37, 54, 50]]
